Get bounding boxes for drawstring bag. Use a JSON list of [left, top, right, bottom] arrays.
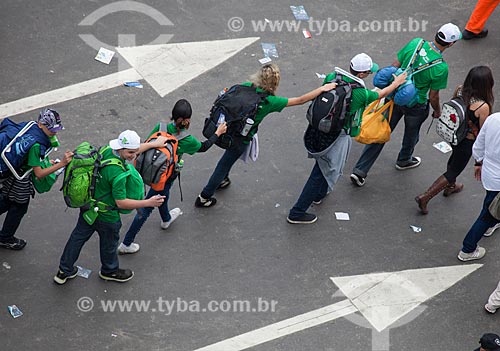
[[354, 99, 394, 144], [113, 163, 145, 215]]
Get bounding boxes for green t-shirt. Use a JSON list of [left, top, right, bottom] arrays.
[[397, 38, 448, 104], [148, 123, 202, 157], [94, 147, 128, 223], [239, 82, 289, 140], [26, 143, 45, 168]]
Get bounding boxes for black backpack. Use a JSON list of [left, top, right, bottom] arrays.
[[203, 84, 269, 149], [306, 75, 362, 134]]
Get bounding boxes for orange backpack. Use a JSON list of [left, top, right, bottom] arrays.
[[135, 123, 188, 191]]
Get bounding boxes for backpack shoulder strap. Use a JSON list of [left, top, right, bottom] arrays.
[[411, 57, 443, 76], [97, 146, 125, 170], [159, 122, 168, 132], [112, 167, 131, 184], [176, 130, 191, 141], [405, 39, 425, 71], [334, 67, 366, 87]]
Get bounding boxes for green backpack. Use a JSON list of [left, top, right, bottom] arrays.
[[61, 142, 144, 223]]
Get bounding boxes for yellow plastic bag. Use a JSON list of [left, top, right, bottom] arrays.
[[354, 99, 393, 144]]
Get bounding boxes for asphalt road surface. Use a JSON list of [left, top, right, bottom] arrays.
[[1, 1, 499, 350]]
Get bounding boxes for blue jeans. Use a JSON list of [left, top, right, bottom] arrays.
[[462, 190, 500, 253], [122, 181, 173, 246], [0, 195, 29, 240], [201, 143, 247, 198], [288, 162, 328, 218], [59, 212, 122, 275], [353, 102, 430, 177]]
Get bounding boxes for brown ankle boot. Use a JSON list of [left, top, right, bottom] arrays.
[[415, 175, 449, 214], [443, 183, 464, 197]]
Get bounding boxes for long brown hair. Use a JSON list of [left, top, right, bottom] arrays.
[[462, 66, 495, 112]]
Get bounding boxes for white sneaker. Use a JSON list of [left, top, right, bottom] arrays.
[[485, 303, 497, 314], [457, 246, 486, 261], [484, 223, 500, 237], [117, 242, 140, 255], [161, 208, 182, 230]]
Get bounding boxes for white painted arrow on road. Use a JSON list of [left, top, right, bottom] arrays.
[[116, 37, 260, 97], [0, 37, 260, 119], [192, 264, 481, 351]]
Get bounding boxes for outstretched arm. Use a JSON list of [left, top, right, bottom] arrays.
[[32, 150, 73, 179], [286, 82, 337, 107], [115, 195, 165, 210], [377, 72, 408, 99], [138, 135, 169, 154], [197, 122, 227, 153]]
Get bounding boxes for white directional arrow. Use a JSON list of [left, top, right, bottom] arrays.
[[116, 37, 260, 97], [191, 264, 481, 351], [0, 37, 260, 119]]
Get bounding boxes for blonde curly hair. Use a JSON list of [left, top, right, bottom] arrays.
[[249, 63, 281, 95]]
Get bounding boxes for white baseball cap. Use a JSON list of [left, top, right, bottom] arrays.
[[437, 23, 462, 43], [350, 53, 379, 73], [109, 130, 141, 150]]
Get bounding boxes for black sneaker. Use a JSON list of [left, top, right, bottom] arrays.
[[395, 156, 421, 170], [217, 177, 231, 190], [53, 266, 79, 285], [99, 268, 134, 283], [350, 173, 365, 187], [287, 213, 318, 224], [0, 236, 27, 250], [194, 194, 217, 208], [462, 29, 488, 40]]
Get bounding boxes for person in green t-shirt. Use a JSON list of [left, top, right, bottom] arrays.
[[288, 54, 407, 224], [195, 63, 336, 208], [0, 109, 73, 251], [117, 99, 227, 254], [54, 130, 167, 284], [350, 23, 461, 188]]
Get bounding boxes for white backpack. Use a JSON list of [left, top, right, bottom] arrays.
[[435, 96, 468, 146]]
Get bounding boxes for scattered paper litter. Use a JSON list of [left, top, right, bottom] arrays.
[[265, 18, 271, 23], [123, 81, 143, 89], [433, 141, 452, 153], [3, 262, 11, 269], [290, 5, 309, 20], [77, 266, 92, 279], [315, 72, 326, 79], [275, 203, 280, 208], [302, 29, 312, 39], [259, 57, 272, 64], [8, 305, 23, 318], [335, 212, 350, 221], [410, 225, 422, 233], [261, 43, 279, 58], [95, 47, 115, 65], [111, 333, 117, 338]]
